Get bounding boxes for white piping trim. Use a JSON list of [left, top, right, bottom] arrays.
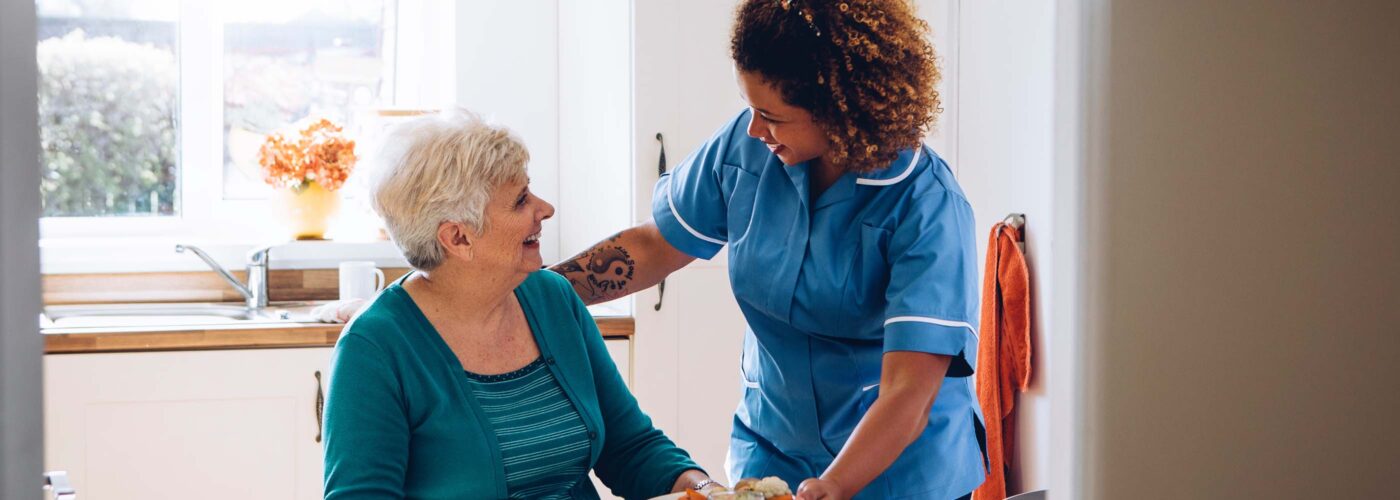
[[739, 366, 759, 388], [884, 315, 978, 337], [862, 383, 880, 392], [666, 189, 726, 245], [856, 145, 922, 186]]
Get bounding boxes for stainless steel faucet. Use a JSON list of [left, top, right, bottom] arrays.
[[175, 244, 275, 310]]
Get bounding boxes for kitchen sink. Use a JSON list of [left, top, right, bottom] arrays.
[[41, 302, 316, 330]]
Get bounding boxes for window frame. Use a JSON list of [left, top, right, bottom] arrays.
[[38, 0, 449, 243], [39, 0, 453, 273]]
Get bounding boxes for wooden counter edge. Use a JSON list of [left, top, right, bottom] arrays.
[[45, 317, 635, 354]]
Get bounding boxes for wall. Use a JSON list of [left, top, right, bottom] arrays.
[[558, 0, 632, 280], [629, 0, 751, 479], [455, 1, 563, 263], [0, 0, 44, 496], [456, 0, 637, 272], [1085, 1, 1400, 497], [952, 0, 1055, 494]]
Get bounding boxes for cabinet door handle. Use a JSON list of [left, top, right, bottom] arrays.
[[654, 132, 668, 312], [314, 370, 325, 443]]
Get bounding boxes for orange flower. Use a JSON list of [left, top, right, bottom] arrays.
[[257, 118, 357, 192]]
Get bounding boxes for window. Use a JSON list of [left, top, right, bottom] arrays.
[[37, 0, 443, 241], [36, 0, 179, 217], [222, 2, 394, 199]]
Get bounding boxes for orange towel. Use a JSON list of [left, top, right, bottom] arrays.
[[972, 222, 1031, 500]]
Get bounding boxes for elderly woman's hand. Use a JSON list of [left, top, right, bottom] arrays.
[[310, 298, 368, 323], [672, 469, 725, 495]]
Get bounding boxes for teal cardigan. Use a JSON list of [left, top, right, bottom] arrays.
[[323, 271, 700, 499]]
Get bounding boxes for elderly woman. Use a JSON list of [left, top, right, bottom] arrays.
[[322, 109, 716, 499]]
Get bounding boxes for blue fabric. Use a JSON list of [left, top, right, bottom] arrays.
[[653, 109, 987, 499], [323, 271, 700, 499]]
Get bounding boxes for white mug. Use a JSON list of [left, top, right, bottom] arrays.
[[339, 261, 386, 301]]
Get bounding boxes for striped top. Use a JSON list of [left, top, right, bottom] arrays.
[[465, 357, 592, 499]]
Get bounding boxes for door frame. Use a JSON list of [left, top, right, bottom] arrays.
[[1050, 0, 1108, 499], [1, 0, 44, 498]]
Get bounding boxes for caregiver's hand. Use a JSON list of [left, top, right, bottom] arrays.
[[796, 477, 847, 500]]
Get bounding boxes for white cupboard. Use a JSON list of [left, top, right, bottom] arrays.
[[45, 339, 633, 500], [43, 348, 333, 500]]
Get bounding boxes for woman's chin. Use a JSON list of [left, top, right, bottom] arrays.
[[520, 250, 543, 272], [775, 151, 815, 167]]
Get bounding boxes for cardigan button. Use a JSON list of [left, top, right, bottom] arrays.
[[545, 357, 556, 365], [588, 431, 598, 439]]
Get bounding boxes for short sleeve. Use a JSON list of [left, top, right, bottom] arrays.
[[881, 188, 981, 378], [650, 115, 744, 260]]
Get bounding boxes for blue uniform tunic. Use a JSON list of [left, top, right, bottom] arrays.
[[652, 110, 987, 499]]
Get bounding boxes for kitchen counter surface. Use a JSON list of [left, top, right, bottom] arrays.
[[43, 316, 635, 354]]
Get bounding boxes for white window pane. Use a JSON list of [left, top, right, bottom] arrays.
[[221, 1, 394, 199], [37, 0, 180, 217]]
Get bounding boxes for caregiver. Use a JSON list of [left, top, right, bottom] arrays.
[[551, 1, 986, 498]]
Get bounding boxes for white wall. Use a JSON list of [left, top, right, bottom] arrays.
[[558, 0, 633, 279], [950, 0, 1055, 495], [0, 0, 44, 496], [916, 0, 960, 168], [1082, 1, 1400, 498], [455, 1, 563, 263], [629, 0, 751, 478]]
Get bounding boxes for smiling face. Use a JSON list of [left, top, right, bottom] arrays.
[[470, 178, 555, 275], [736, 69, 831, 167]]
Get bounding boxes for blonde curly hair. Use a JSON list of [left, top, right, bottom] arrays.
[[731, 0, 941, 172]]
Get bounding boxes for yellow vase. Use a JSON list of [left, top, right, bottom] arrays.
[[275, 181, 341, 240]]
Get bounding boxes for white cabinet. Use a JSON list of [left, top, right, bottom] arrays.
[[628, 0, 754, 484], [46, 340, 634, 500], [605, 338, 631, 388], [44, 347, 333, 500]]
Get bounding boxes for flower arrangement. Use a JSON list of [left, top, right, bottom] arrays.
[[257, 118, 356, 239], [257, 118, 357, 192]]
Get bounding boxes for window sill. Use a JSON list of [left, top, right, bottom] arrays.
[[40, 237, 408, 275]]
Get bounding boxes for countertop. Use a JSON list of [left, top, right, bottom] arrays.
[[43, 316, 635, 354]]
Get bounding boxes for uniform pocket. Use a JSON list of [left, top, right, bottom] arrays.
[[842, 223, 893, 320], [720, 163, 759, 243]]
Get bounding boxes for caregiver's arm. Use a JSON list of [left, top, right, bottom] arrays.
[[796, 352, 951, 500], [550, 220, 695, 306]]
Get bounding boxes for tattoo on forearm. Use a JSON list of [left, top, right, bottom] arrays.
[[584, 245, 635, 294], [552, 232, 635, 301]]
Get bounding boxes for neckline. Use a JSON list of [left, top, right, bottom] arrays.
[[464, 356, 546, 382]]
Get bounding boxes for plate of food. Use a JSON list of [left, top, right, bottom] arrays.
[[648, 476, 795, 500]]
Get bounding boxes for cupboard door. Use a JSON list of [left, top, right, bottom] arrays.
[[591, 338, 631, 499], [605, 338, 631, 388], [44, 348, 333, 500]]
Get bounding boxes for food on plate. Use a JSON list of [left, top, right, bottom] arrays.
[[735, 476, 792, 497], [684, 476, 793, 500]]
